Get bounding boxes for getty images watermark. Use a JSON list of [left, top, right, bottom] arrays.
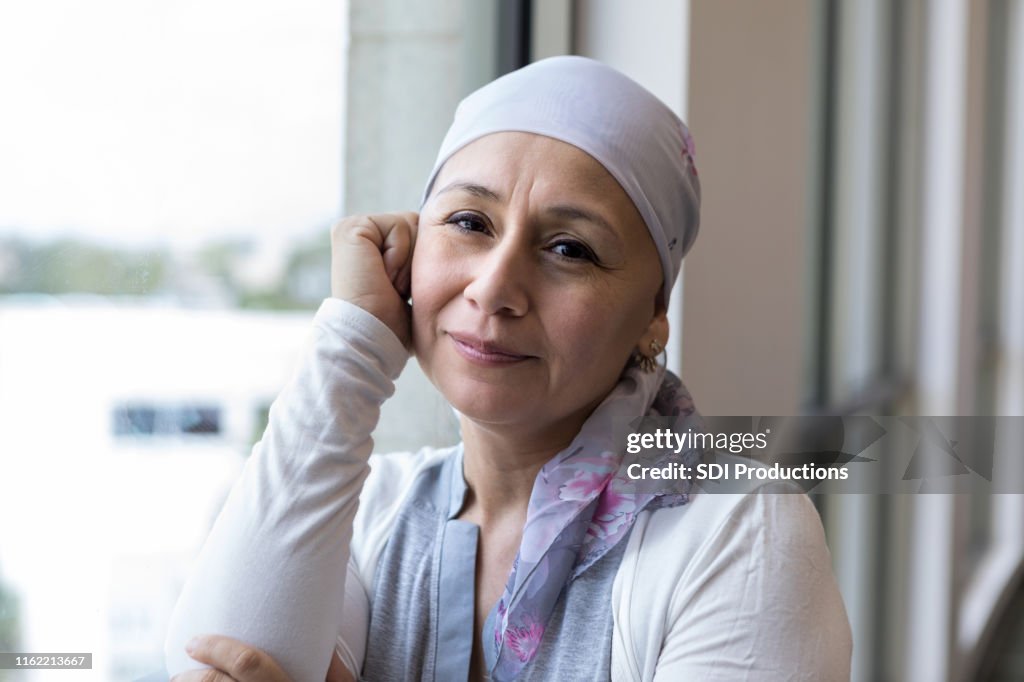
[[626, 425, 848, 483], [614, 416, 1024, 495]]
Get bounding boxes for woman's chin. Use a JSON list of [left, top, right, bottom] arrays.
[[419, 352, 550, 424], [441, 381, 540, 428]]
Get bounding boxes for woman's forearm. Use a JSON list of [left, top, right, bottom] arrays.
[[163, 298, 408, 682]]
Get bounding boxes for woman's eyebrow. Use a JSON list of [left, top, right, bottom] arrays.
[[436, 182, 623, 243], [546, 204, 621, 243], [435, 181, 502, 202]]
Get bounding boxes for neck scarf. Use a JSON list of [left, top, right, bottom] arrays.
[[483, 363, 705, 680]]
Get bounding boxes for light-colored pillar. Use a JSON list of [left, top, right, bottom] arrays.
[[958, 0, 1024, 673], [679, 0, 814, 415], [994, 1, 1024, 420], [905, 0, 971, 679], [826, 1, 889, 677], [344, 0, 498, 451]]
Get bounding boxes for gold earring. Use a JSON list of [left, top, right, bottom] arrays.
[[634, 339, 663, 373], [632, 339, 666, 373], [636, 354, 656, 373]]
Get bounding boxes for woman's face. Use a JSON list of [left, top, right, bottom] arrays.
[[412, 131, 665, 435]]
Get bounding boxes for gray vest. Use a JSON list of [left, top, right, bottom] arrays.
[[361, 449, 628, 681]]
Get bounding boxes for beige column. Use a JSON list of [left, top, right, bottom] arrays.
[[684, 0, 815, 415], [344, 0, 498, 451]]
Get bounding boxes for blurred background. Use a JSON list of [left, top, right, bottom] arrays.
[[0, 0, 1021, 680]]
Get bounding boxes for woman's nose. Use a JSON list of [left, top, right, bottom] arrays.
[[462, 238, 530, 317]]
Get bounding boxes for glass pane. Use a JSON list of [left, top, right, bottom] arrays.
[[113, 406, 158, 436], [0, 1, 346, 679]]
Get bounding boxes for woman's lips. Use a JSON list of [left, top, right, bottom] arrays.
[[447, 332, 533, 365]]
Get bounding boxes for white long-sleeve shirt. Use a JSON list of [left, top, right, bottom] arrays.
[[164, 298, 852, 681]]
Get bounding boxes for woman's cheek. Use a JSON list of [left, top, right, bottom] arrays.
[[409, 256, 430, 359], [409, 241, 449, 360]]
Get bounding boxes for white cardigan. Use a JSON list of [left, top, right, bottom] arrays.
[[164, 299, 852, 682]]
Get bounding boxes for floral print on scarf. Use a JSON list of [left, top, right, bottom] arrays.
[[485, 365, 706, 680]]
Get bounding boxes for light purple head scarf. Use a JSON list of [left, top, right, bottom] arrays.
[[422, 56, 705, 680]]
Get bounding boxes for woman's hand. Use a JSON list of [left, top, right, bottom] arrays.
[[330, 212, 418, 347], [171, 635, 292, 682]]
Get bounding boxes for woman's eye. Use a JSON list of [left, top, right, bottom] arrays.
[[446, 213, 488, 233], [550, 240, 596, 263]]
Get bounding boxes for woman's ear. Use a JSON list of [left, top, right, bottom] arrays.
[[645, 312, 670, 351], [636, 290, 670, 356], [630, 308, 669, 373], [650, 288, 669, 346], [628, 287, 669, 373]]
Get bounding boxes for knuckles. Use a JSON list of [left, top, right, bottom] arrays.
[[198, 669, 224, 682], [330, 216, 369, 244], [231, 648, 264, 676], [329, 214, 419, 252]]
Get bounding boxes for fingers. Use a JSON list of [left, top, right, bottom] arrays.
[[177, 635, 292, 682], [171, 668, 234, 682], [369, 212, 418, 294], [396, 211, 419, 299], [345, 212, 417, 252], [330, 212, 417, 291], [329, 211, 418, 346]]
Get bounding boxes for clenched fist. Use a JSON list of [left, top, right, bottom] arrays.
[[330, 212, 418, 347]]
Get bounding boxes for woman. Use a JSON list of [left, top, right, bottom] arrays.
[[164, 56, 852, 681]]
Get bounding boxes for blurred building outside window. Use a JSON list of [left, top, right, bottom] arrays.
[[112, 405, 222, 438], [0, 1, 346, 679]]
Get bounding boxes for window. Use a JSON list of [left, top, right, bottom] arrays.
[[112, 404, 221, 438], [0, 1, 346, 679]]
